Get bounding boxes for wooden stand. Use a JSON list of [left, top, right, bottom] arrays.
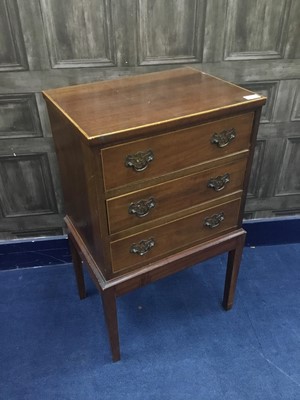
[[68, 217, 246, 362], [43, 68, 265, 362]]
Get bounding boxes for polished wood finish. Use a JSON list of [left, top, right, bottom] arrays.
[[107, 156, 247, 234], [43, 68, 265, 143], [43, 68, 265, 361], [100, 288, 120, 362], [223, 232, 246, 311], [68, 233, 86, 300], [101, 112, 253, 190], [2, 1, 299, 239], [110, 198, 240, 273]]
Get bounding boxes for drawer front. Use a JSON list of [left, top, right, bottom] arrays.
[[101, 113, 253, 191], [110, 198, 241, 273], [107, 157, 247, 234]]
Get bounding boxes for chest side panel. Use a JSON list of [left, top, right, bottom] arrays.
[[46, 101, 110, 274]]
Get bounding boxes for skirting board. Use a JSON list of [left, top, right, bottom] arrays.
[[0, 217, 299, 271]]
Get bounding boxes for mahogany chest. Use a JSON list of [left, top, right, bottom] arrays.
[[43, 68, 266, 361]]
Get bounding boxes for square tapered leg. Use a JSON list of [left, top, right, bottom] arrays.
[[222, 232, 246, 310]]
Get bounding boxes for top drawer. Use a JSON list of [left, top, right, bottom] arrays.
[[101, 113, 254, 191]]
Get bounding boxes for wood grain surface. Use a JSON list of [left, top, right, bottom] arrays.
[[101, 112, 253, 190], [43, 68, 264, 141], [110, 198, 241, 273], [107, 157, 247, 234]]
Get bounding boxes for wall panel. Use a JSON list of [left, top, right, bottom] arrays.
[[0, 153, 57, 217], [0, 0, 28, 71], [0, 0, 299, 237], [40, 0, 115, 68], [137, 0, 206, 65], [291, 85, 300, 121], [0, 94, 42, 139], [276, 138, 300, 195], [224, 0, 291, 60]]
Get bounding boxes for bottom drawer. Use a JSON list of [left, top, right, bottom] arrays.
[[110, 198, 241, 273]]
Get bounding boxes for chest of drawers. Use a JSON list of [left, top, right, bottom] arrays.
[[43, 68, 266, 361]]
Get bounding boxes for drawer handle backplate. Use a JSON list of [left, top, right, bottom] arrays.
[[125, 149, 154, 172], [204, 212, 225, 229], [130, 238, 155, 256], [128, 197, 156, 218], [207, 173, 230, 192], [211, 128, 236, 148]]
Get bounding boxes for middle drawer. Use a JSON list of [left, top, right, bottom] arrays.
[[106, 156, 247, 234]]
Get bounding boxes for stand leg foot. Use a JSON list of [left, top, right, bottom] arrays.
[[69, 234, 86, 300], [222, 233, 246, 311], [101, 288, 120, 362]]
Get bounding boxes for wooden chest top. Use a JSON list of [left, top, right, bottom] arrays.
[[43, 67, 266, 145]]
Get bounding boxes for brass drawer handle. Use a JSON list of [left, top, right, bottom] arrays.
[[128, 197, 156, 218], [130, 238, 155, 256], [207, 173, 230, 192], [125, 149, 154, 172], [204, 212, 225, 229], [211, 128, 236, 148]]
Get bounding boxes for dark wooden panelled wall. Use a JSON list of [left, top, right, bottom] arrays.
[[0, 0, 299, 239]]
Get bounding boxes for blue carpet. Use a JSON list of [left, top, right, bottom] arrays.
[[0, 244, 299, 399]]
